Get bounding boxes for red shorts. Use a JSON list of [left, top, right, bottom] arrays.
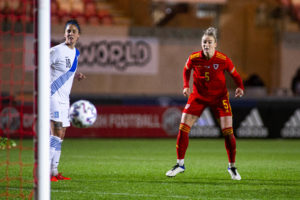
[[183, 93, 232, 118]]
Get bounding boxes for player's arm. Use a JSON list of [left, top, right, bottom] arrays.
[[75, 72, 86, 81], [183, 62, 192, 97], [227, 59, 244, 98], [74, 53, 86, 81], [50, 48, 58, 67]]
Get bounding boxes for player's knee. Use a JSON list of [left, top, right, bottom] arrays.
[[181, 113, 198, 127], [52, 121, 63, 137], [53, 121, 63, 130]]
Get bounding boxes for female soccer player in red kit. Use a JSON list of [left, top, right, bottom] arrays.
[[166, 27, 244, 180]]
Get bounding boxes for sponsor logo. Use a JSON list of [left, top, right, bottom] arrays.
[[213, 64, 219, 70], [281, 109, 300, 138], [77, 40, 151, 71], [189, 108, 220, 138], [236, 108, 268, 138], [162, 107, 182, 135], [0, 107, 20, 134], [204, 65, 210, 69]]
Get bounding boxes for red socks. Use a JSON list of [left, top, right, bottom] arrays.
[[176, 123, 191, 159], [222, 127, 236, 163], [176, 125, 236, 163]]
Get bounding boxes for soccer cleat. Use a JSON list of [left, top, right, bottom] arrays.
[[228, 167, 241, 180], [166, 164, 185, 177], [51, 176, 58, 182], [55, 173, 71, 180]]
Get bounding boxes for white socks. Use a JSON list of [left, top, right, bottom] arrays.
[[177, 159, 184, 166], [50, 135, 62, 176], [228, 162, 236, 168], [52, 150, 61, 176]]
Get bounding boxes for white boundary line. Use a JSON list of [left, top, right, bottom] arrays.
[[51, 189, 192, 199]]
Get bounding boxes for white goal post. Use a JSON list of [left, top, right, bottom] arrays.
[[36, 0, 50, 199]]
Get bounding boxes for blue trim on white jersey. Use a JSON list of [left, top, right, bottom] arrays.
[[51, 48, 80, 96]]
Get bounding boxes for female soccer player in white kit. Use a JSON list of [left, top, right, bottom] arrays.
[[50, 19, 86, 182]]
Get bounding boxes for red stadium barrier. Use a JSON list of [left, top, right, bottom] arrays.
[[0, 105, 35, 137], [2, 99, 300, 138], [67, 106, 183, 138]]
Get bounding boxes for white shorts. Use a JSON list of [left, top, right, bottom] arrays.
[[50, 99, 70, 127]]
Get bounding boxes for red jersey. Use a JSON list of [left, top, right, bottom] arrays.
[[184, 50, 244, 100]]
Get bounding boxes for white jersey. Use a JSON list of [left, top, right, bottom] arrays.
[[50, 43, 80, 103]]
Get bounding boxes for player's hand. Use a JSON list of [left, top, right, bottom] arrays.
[[235, 87, 244, 98], [183, 88, 190, 97], [75, 72, 86, 81]]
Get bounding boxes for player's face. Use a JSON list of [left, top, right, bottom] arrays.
[[201, 35, 216, 57], [64, 24, 80, 47]]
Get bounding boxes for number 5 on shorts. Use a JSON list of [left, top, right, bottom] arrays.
[[222, 99, 230, 113]]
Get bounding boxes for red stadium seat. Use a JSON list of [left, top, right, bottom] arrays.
[[97, 9, 114, 25], [6, 0, 21, 15], [85, 1, 96, 18], [87, 15, 100, 26], [51, 1, 58, 15], [72, 0, 84, 15], [57, 0, 72, 16], [74, 14, 87, 25]]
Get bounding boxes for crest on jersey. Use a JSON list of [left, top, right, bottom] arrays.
[[213, 64, 219, 70], [65, 57, 71, 68]]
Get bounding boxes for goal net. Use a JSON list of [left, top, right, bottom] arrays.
[[0, 0, 36, 199]]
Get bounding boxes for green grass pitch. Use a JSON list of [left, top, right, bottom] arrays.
[[1, 139, 300, 199]]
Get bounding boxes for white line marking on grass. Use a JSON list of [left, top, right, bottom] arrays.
[[51, 189, 192, 199], [69, 155, 163, 161], [51, 189, 270, 200]]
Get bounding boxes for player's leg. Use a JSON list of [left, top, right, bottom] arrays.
[[166, 96, 204, 177], [50, 101, 71, 181], [50, 120, 64, 181], [54, 102, 71, 180], [177, 113, 198, 164], [49, 98, 61, 173], [52, 127, 70, 180], [166, 113, 198, 177], [214, 95, 241, 180], [220, 116, 241, 180]]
